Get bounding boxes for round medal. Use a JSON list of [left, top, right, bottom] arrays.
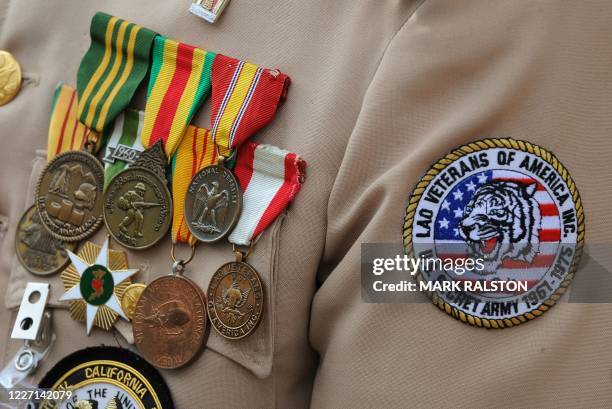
[[14, 205, 77, 275], [207, 261, 264, 340], [120, 283, 147, 321], [0, 50, 22, 106], [103, 167, 172, 250], [403, 138, 584, 328], [35, 150, 104, 242], [184, 164, 242, 243], [132, 275, 207, 369], [38, 346, 174, 409]]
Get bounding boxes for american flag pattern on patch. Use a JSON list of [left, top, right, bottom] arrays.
[[433, 169, 561, 291], [405, 140, 583, 325]]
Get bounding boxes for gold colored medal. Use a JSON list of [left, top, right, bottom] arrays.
[[35, 148, 105, 242], [120, 283, 147, 321], [208, 143, 306, 340], [15, 205, 77, 276], [103, 141, 172, 250], [0, 50, 22, 106], [207, 248, 264, 340]]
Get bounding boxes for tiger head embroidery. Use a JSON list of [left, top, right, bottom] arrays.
[[459, 181, 541, 274]]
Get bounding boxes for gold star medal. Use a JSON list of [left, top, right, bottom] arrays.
[[60, 238, 138, 334]]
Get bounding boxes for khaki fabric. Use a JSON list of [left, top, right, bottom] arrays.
[[0, 1, 611, 408]]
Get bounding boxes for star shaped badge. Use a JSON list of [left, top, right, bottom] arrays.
[[60, 239, 138, 335]]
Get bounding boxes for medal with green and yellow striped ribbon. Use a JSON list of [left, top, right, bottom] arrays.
[[76, 12, 157, 132]]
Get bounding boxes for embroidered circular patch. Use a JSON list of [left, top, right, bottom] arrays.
[[38, 346, 174, 409], [403, 138, 584, 328]]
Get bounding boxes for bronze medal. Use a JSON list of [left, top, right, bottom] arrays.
[[184, 163, 242, 243], [207, 260, 264, 340], [14, 205, 77, 276], [120, 283, 147, 321], [133, 274, 207, 369], [103, 142, 172, 250], [35, 150, 104, 242]]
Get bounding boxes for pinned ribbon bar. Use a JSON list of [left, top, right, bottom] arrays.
[[211, 54, 290, 150], [76, 12, 157, 132], [102, 108, 145, 188], [48, 83, 100, 160], [228, 142, 306, 246], [170, 126, 230, 245], [141, 36, 216, 158]]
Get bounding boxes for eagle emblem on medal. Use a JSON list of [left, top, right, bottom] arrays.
[[404, 138, 584, 328]]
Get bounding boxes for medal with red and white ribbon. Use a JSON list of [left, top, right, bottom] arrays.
[[183, 55, 291, 245], [207, 141, 306, 340]]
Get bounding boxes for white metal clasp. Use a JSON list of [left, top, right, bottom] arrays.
[[11, 283, 49, 342], [1, 283, 54, 388]]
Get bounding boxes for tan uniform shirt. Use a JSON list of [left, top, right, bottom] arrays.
[[1, 1, 611, 407]]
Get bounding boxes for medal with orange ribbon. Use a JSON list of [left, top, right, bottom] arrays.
[[35, 84, 105, 242], [126, 36, 217, 369]]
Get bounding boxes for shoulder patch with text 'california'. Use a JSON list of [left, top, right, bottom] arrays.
[[38, 346, 173, 409], [403, 138, 584, 328]]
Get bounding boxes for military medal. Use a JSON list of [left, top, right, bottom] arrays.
[[35, 148, 105, 242], [183, 54, 291, 243], [131, 130, 211, 368], [132, 266, 207, 369], [120, 283, 146, 321], [129, 36, 220, 368], [59, 238, 139, 334], [208, 142, 306, 339], [184, 159, 241, 243], [207, 255, 264, 340], [0, 50, 22, 106], [16, 83, 96, 269], [39, 13, 156, 243], [36, 86, 106, 242], [15, 205, 77, 276], [38, 346, 174, 409], [103, 141, 172, 250], [403, 138, 584, 328]]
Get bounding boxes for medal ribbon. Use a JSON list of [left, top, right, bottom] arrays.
[[211, 54, 290, 150], [102, 108, 145, 188], [170, 126, 230, 245], [76, 12, 157, 132], [47, 83, 101, 161], [228, 142, 306, 246], [141, 36, 216, 158]]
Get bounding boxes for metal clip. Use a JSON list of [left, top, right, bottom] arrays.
[[14, 311, 52, 374], [11, 283, 49, 341], [1, 286, 54, 388]]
